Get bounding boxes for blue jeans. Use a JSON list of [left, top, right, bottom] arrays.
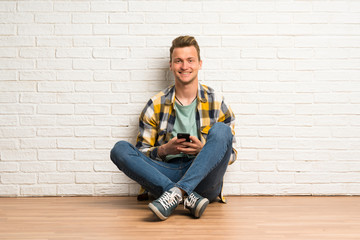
[[110, 122, 233, 202]]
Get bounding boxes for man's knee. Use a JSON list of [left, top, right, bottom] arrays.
[[110, 140, 132, 165], [209, 122, 233, 143]]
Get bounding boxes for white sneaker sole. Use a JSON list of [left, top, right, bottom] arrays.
[[194, 198, 209, 218], [148, 203, 168, 221]]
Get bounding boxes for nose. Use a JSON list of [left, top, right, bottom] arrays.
[[181, 61, 189, 70]]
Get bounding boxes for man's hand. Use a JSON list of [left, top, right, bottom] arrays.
[[158, 136, 204, 158], [176, 136, 204, 155]]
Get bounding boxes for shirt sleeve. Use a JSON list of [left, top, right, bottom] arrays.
[[135, 99, 161, 160], [219, 97, 237, 164]]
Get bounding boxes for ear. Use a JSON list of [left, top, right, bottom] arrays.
[[199, 60, 203, 69], [169, 60, 173, 70]]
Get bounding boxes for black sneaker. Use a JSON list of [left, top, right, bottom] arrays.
[[148, 190, 182, 221], [184, 192, 209, 218]]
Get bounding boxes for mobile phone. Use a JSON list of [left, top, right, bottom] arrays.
[[177, 133, 190, 142]]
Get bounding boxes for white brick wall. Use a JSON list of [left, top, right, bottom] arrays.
[[0, 0, 360, 197]]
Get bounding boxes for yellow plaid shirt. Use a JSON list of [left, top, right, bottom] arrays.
[[135, 83, 237, 202], [136, 83, 237, 164]]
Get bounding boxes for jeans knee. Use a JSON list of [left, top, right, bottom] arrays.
[[110, 140, 131, 165], [209, 122, 233, 144]]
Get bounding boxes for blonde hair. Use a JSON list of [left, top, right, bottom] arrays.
[[170, 36, 201, 62]]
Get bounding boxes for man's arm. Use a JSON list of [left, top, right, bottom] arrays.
[[219, 97, 237, 164], [135, 99, 161, 160]]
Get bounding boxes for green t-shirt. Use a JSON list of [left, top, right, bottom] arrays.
[[165, 100, 198, 162]]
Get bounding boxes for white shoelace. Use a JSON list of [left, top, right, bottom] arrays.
[[184, 193, 198, 209], [158, 191, 182, 210]]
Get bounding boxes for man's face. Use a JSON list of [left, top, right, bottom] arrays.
[[170, 46, 202, 85]]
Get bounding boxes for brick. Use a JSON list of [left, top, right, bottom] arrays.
[[93, 93, 129, 104], [1, 173, 36, 184], [221, 13, 256, 23], [20, 93, 56, 103], [0, 24, 15, 35], [110, 13, 144, 23], [20, 71, 56, 81], [35, 13, 70, 23], [57, 71, 92, 81], [0, 13, 33, 23], [93, 71, 130, 81], [94, 116, 129, 127], [18, 24, 53, 35], [20, 116, 56, 126], [91, 1, 127, 12], [0, 70, 16, 80], [57, 161, 93, 172], [72, 13, 107, 23], [57, 138, 93, 149], [17, 1, 53, 12], [39, 173, 74, 184], [0, 59, 34, 69], [76, 173, 111, 184], [241, 138, 277, 149], [0, 128, 35, 138], [20, 162, 56, 172], [37, 37, 72, 47], [56, 48, 92, 58], [0, 2, 16, 12], [37, 59, 72, 70], [54, 2, 89, 12], [21, 185, 56, 196], [0, 116, 17, 126], [75, 104, 110, 115], [20, 138, 56, 149], [75, 127, 110, 137], [37, 127, 73, 137], [57, 93, 91, 103], [55, 24, 92, 35], [20, 48, 55, 58], [0, 185, 18, 197], [73, 59, 110, 70], [75, 82, 110, 92], [0, 93, 17, 103], [74, 150, 109, 161], [0, 105, 34, 115], [38, 150, 73, 161], [73, 37, 108, 47], [0, 36, 34, 46], [259, 173, 294, 183], [57, 184, 93, 196], [145, 13, 181, 24], [93, 24, 128, 35], [129, 1, 166, 12], [95, 184, 129, 196], [110, 36, 145, 47], [93, 48, 128, 58], [0, 162, 18, 172], [56, 116, 93, 126], [37, 82, 74, 92]]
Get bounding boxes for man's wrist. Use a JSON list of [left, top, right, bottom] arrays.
[[158, 145, 166, 159]]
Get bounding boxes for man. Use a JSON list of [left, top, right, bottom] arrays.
[[110, 36, 236, 221]]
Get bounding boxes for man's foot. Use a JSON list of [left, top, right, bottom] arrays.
[[184, 192, 209, 218], [148, 190, 182, 221]]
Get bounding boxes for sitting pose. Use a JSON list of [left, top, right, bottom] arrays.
[[110, 35, 237, 220]]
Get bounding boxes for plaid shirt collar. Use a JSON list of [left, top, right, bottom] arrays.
[[164, 83, 208, 106]]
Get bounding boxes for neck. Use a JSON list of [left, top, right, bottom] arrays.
[[175, 80, 198, 106]]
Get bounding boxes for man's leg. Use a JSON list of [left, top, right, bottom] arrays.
[[110, 140, 182, 198], [176, 122, 233, 198]]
